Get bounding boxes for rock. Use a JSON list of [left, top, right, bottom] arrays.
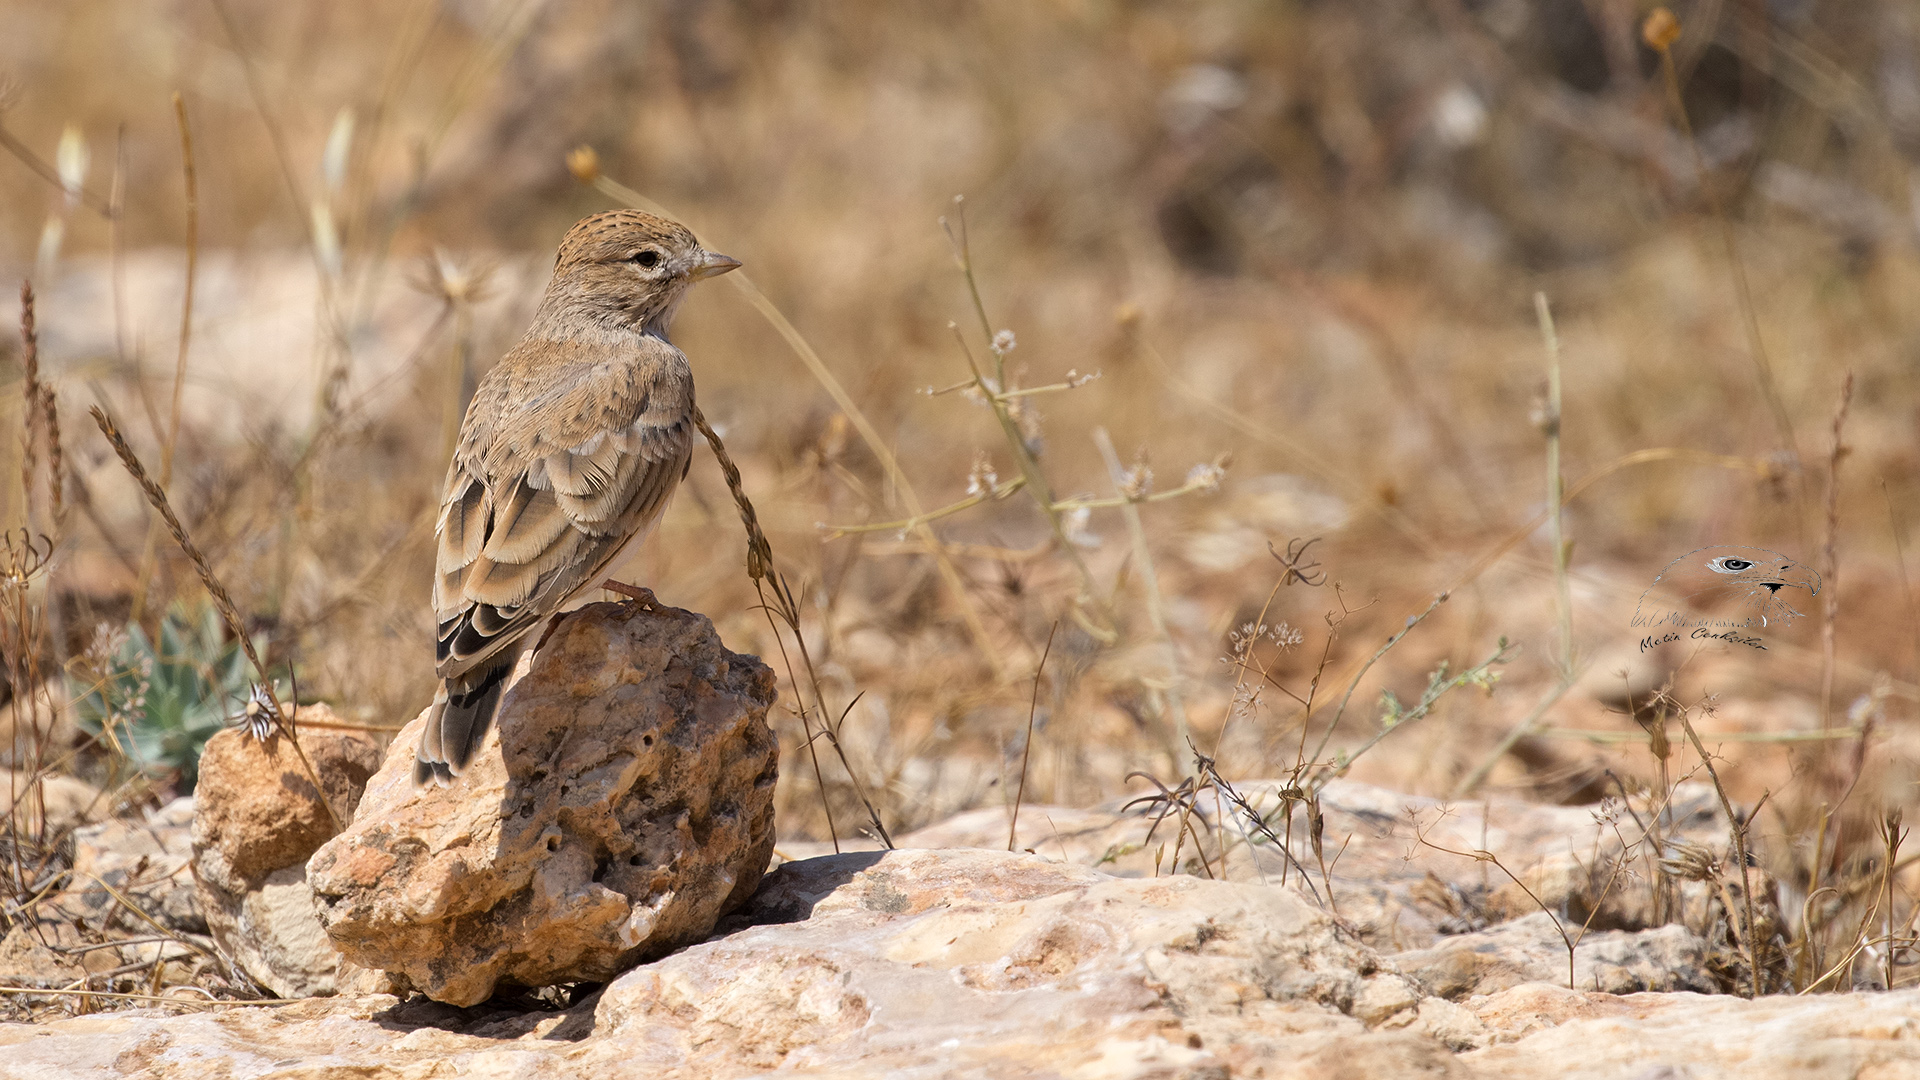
[[70, 796, 201, 934], [4, 848, 1919, 1078], [595, 849, 1443, 1075], [307, 600, 779, 1006], [189, 706, 382, 998], [1391, 912, 1720, 998], [2, 770, 104, 835], [781, 778, 1759, 954], [1464, 983, 1920, 1078], [191, 708, 379, 882]]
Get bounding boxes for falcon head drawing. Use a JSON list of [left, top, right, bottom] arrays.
[[1632, 546, 1821, 630]]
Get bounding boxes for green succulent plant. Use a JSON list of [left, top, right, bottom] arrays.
[[72, 605, 274, 792]]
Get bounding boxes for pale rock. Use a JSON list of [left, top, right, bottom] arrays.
[[189, 708, 381, 998], [1392, 911, 1719, 999], [595, 848, 1428, 1075], [70, 796, 201, 933], [308, 600, 779, 1006], [2, 770, 103, 835], [781, 778, 1761, 953], [1465, 983, 1920, 1078], [0, 849, 1917, 1078]]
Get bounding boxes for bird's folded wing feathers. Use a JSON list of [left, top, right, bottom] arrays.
[[432, 343, 693, 680]]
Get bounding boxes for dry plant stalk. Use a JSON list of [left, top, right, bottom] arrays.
[[86, 407, 339, 831], [161, 92, 197, 491], [1880, 809, 1907, 990], [1818, 373, 1853, 730], [1645, 7, 1798, 464], [690, 405, 891, 850], [1673, 707, 1764, 998], [1413, 810, 1581, 988], [17, 281, 62, 529], [1007, 622, 1056, 851]]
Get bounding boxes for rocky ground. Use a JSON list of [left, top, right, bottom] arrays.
[[0, 603, 1912, 1079], [1, 844, 1917, 1079]]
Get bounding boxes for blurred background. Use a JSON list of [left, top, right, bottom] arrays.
[[0, 0, 1915, 874]]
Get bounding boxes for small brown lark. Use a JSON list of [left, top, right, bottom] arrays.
[[415, 209, 740, 786]]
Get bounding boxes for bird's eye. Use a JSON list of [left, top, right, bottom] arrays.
[[633, 250, 661, 269], [1708, 557, 1754, 573]]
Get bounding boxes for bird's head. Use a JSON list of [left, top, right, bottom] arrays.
[[536, 210, 741, 339]]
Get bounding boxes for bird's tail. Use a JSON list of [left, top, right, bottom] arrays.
[[414, 645, 523, 787]]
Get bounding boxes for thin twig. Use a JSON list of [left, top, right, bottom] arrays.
[[1306, 592, 1449, 772], [1008, 623, 1057, 851]]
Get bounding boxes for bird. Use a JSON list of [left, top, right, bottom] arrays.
[[1631, 546, 1820, 632], [414, 209, 740, 787]]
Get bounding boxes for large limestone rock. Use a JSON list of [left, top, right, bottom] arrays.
[[784, 778, 1764, 956], [594, 848, 1459, 1075], [307, 600, 779, 1006], [5, 848, 1919, 1079], [190, 708, 382, 997]]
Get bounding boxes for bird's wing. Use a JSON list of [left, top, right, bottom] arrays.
[[432, 336, 694, 680]]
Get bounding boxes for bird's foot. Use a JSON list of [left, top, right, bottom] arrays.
[[602, 580, 657, 609]]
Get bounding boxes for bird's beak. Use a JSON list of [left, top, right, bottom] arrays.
[[690, 250, 742, 280]]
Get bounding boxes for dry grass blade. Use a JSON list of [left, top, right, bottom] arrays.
[[1007, 622, 1057, 851], [691, 406, 772, 582], [86, 406, 339, 831]]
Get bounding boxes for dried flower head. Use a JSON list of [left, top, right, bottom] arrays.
[[418, 248, 498, 306], [991, 329, 1017, 355], [965, 451, 999, 497], [1657, 840, 1721, 882], [1231, 681, 1264, 716], [1226, 621, 1302, 663], [567, 145, 601, 184], [1008, 396, 1044, 457], [1184, 456, 1229, 494], [228, 682, 278, 743], [1642, 8, 1681, 51], [1120, 454, 1153, 500], [1063, 505, 1098, 548]]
